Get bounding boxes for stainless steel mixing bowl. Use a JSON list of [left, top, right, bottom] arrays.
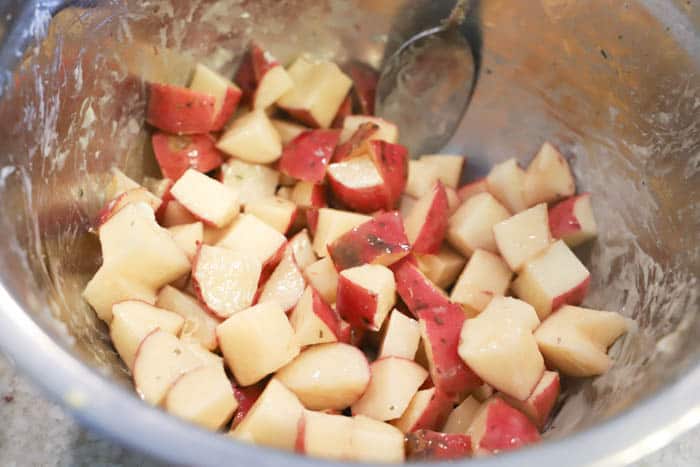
[[0, 1, 698, 465]]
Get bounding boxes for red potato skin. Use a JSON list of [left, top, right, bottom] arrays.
[[307, 286, 347, 341], [551, 275, 590, 312], [417, 305, 482, 396], [367, 141, 408, 208], [234, 42, 278, 106], [328, 211, 411, 270], [231, 384, 264, 429], [335, 274, 380, 330], [294, 416, 306, 454], [457, 178, 488, 202], [328, 170, 392, 213], [154, 183, 175, 223], [94, 189, 162, 228], [406, 388, 454, 432], [152, 132, 225, 181], [331, 95, 352, 129], [278, 130, 341, 183], [503, 372, 560, 429], [406, 430, 473, 461], [411, 181, 449, 254], [475, 398, 541, 454], [258, 243, 287, 288], [211, 86, 242, 132], [346, 61, 378, 115], [548, 193, 588, 239], [283, 107, 324, 129], [332, 122, 379, 162], [390, 256, 451, 316], [147, 83, 216, 134]]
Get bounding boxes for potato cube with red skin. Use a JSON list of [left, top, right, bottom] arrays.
[[457, 178, 488, 202], [333, 122, 380, 162], [486, 158, 528, 213], [156, 285, 220, 351], [328, 156, 391, 213], [548, 193, 598, 247], [244, 197, 298, 234], [494, 203, 552, 272], [276, 343, 370, 410], [511, 240, 590, 320], [312, 208, 371, 257], [160, 200, 197, 228], [290, 181, 326, 233], [290, 286, 347, 347], [95, 187, 163, 228], [192, 245, 261, 319], [339, 115, 398, 145], [271, 119, 309, 145], [406, 160, 442, 198], [523, 142, 576, 207], [152, 133, 224, 182], [367, 140, 408, 207], [278, 55, 353, 129], [146, 83, 216, 134], [417, 305, 482, 396], [328, 211, 410, 270], [278, 130, 341, 183], [348, 416, 405, 463], [379, 309, 421, 359], [336, 264, 396, 331], [188, 63, 242, 131], [500, 370, 560, 429], [283, 229, 317, 270], [220, 158, 279, 206], [447, 192, 510, 257], [445, 186, 461, 214], [257, 254, 306, 313], [217, 109, 282, 164], [167, 222, 203, 261], [459, 297, 544, 401], [330, 94, 352, 129], [216, 214, 287, 273], [391, 256, 451, 316], [534, 305, 628, 377], [217, 302, 300, 386], [231, 384, 264, 429], [170, 169, 239, 228], [230, 379, 304, 451], [406, 430, 473, 461], [404, 181, 449, 254], [416, 246, 466, 289], [450, 249, 512, 316], [418, 155, 465, 189], [298, 410, 354, 459], [442, 395, 481, 434], [164, 365, 238, 431], [346, 61, 379, 115], [392, 387, 453, 433], [303, 257, 338, 304], [83, 266, 157, 323], [234, 42, 293, 109], [468, 397, 541, 455], [351, 357, 428, 421]]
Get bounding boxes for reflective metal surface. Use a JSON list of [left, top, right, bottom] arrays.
[[0, 1, 698, 466]]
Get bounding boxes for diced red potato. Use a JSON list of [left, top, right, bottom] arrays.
[[298, 411, 354, 459], [251, 60, 294, 110], [351, 357, 428, 421], [447, 192, 511, 257], [442, 396, 481, 434], [417, 305, 482, 396], [156, 285, 220, 351], [278, 55, 353, 129], [336, 264, 396, 331], [339, 115, 398, 144], [244, 197, 298, 234], [188, 63, 242, 131], [276, 343, 370, 410], [418, 155, 465, 189], [152, 133, 224, 182], [378, 310, 421, 360], [289, 286, 346, 347], [170, 169, 239, 228], [164, 365, 238, 430], [257, 254, 306, 313], [415, 246, 466, 290], [191, 245, 262, 319], [392, 387, 453, 433], [83, 266, 158, 323], [468, 397, 541, 455], [271, 119, 309, 145], [399, 194, 417, 219], [132, 329, 204, 405], [404, 181, 449, 254], [311, 208, 371, 257], [328, 211, 410, 270], [216, 214, 287, 272], [500, 370, 560, 429], [95, 187, 162, 227], [486, 158, 528, 213], [445, 186, 461, 214], [450, 249, 512, 316], [523, 142, 576, 207], [331, 94, 352, 129], [283, 229, 317, 269], [146, 83, 216, 134], [511, 240, 591, 320], [160, 200, 197, 227], [366, 141, 408, 207], [109, 300, 184, 370], [231, 384, 263, 429], [278, 129, 341, 183], [391, 256, 451, 316], [328, 156, 391, 213], [349, 415, 406, 463], [548, 193, 598, 247], [534, 305, 628, 377], [182, 340, 224, 368], [233, 44, 256, 104], [230, 379, 304, 451], [345, 61, 378, 115], [167, 222, 203, 260], [494, 203, 552, 272], [302, 257, 338, 304], [406, 430, 473, 461], [217, 302, 300, 386], [457, 178, 488, 202], [219, 158, 280, 206], [458, 297, 544, 400], [405, 154, 463, 199], [290, 181, 326, 233], [216, 109, 282, 163], [333, 122, 380, 162]]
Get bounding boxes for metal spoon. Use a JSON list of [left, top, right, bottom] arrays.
[[375, 0, 480, 157]]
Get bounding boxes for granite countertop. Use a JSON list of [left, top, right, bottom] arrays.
[[1, 354, 698, 467]]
